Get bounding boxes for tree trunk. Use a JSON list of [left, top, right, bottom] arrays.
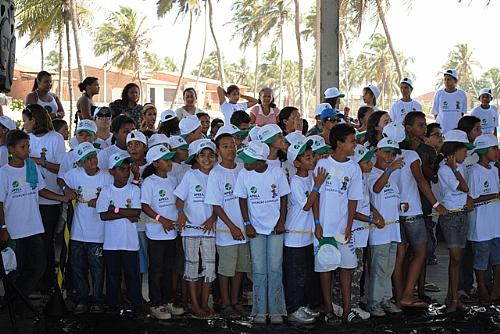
[[136, 60, 144, 105], [293, 0, 305, 115], [65, 19, 74, 135], [278, 22, 284, 107], [375, 0, 402, 81], [208, 0, 225, 87], [254, 42, 259, 97], [40, 41, 44, 70], [195, 0, 208, 90], [57, 28, 63, 97], [170, 8, 193, 109], [69, 0, 85, 81], [305, 59, 316, 112]]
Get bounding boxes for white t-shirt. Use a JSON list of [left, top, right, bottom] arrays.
[[0, 145, 8, 167], [70, 134, 113, 150], [63, 168, 112, 243], [315, 156, 363, 238], [462, 151, 479, 182], [29, 131, 66, 205], [438, 164, 467, 210], [58, 150, 79, 177], [220, 101, 248, 123], [173, 168, 214, 237], [170, 161, 190, 184], [0, 163, 46, 239], [389, 99, 423, 125], [96, 183, 141, 251], [467, 163, 500, 241], [205, 163, 246, 246], [471, 105, 498, 135], [234, 165, 291, 235], [430, 89, 467, 133], [141, 174, 178, 240], [397, 150, 423, 217], [97, 144, 127, 170], [284, 174, 315, 247], [175, 107, 204, 120], [368, 167, 401, 245], [353, 174, 370, 248]]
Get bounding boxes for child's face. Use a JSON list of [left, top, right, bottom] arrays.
[[400, 83, 412, 98], [443, 75, 457, 90], [376, 113, 391, 132], [127, 141, 146, 161], [116, 123, 135, 146], [186, 126, 203, 144], [58, 124, 69, 140], [228, 89, 240, 103], [81, 154, 98, 171], [362, 89, 374, 105], [468, 122, 482, 142], [195, 148, 216, 172], [217, 136, 237, 162], [22, 114, 33, 133], [359, 159, 373, 173], [480, 94, 492, 106], [484, 147, 498, 162], [144, 109, 157, 127], [271, 133, 285, 151], [295, 149, 315, 171], [154, 158, 173, 173], [8, 139, 30, 160], [407, 117, 427, 139], [111, 162, 131, 182], [425, 127, 443, 150], [376, 149, 397, 165], [199, 115, 210, 134], [454, 147, 468, 163], [76, 131, 95, 144], [0, 125, 8, 141], [175, 148, 189, 162], [284, 110, 301, 133], [337, 133, 357, 156]]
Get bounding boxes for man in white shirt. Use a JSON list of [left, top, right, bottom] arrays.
[[471, 88, 498, 136], [431, 69, 467, 134], [389, 78, 423, 125]]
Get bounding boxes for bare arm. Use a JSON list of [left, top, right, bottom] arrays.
[[99, 205, 140, 221], [217, 86, 227, 105], [54, 95, 65, 118], [411, 159, 448, 215], [0, 202, 8, 242], [240, 94, 258, 107], [39, 188, 67, 202], [25, 92, 37, 105], [78, 96, 92, 120]]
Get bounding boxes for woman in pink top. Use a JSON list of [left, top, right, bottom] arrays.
[[249, 87, 280, 126]]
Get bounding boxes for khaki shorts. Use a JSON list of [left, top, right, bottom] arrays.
[[216, 243, 252, 277]]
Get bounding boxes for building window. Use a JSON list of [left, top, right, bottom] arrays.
[[150, 87, 155, 104]]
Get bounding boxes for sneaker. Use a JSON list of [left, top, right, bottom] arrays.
[[288, 308, 315, 324], [74, 303, 88, 315], [369, 305, 386, 317], [424, 282, 441, 292], [381, 301, 402, 314], [343, 310, 363, 324], [352, 307, 370, 320], [270, 315, 284, 324], [323, 312, 341, 324], [89, 304, 105, 313], [253, 314, 267, 324], [427, 257, 438, 265], [303, 306, 320, 318], [150, 306, 172, 320], [165, 302, 184, 316], [332, 302, 343, 317]]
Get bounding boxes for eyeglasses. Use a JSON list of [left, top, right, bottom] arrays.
[[96, 113, 111, 119], [325, 117, 340, 123], [428, 132, 443, 138]]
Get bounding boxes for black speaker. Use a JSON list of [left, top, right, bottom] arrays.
[[0, 0, 15, 93]]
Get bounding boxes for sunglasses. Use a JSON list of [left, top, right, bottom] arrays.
[[96, 113, 112, 119], [325, 117, 340, 123]]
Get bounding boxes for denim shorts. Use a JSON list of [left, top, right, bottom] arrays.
[[439, 213, 468, 249], [400, 215, 427, 246], [472, 238, 500, 271]]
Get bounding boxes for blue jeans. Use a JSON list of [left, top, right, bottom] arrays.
[[103, 250, 142, 307], [13, 234, 46, 301], [71, 240, 104, 305], [283, 245, 314, 314], [249, 233, 286, 316], [368, 242, 397, 310]]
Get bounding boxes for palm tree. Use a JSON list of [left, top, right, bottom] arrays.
[[94, 6, 152, 101], [207, 0, 225, 87], [69, 0, 85, 81], [478, 67, 500, 104], [440, 43, 480, 98], [293, 0, 305, 114]]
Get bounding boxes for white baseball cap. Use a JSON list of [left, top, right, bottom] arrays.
[[308, 135, 331, 155], [248, 125, 261, 141], [257, 124, 282, 144], [444, 69, 458, 80], [108, 152, 133, 169], [126, 130, 147, 146], [478, 88, 493, 99], [285, 131, 306, 144], [317, 238, 341, 271], [148, 133, 169, 149], [400, 77, 413, 89], [160, 109, 177, 123], [168, 135, 189, 150], [75, 142, 98, 163], [0, 115, 16, 130], [366, 84, 381, 98], [324, 87, 345, 99], [382, 121, 406, 143], [287, 139, 313, 162], [146, 145, 176, 165], [186, 138, 216, 162], [179, 115, 201, 137], [76, 119, 97, 136], [353, 144, 375, 163], [314, 103, 332, 116], [214, 124, 240, 140], [237, 140, 270, 164], [443, 129, 474, 149], [377, 137, 401, 152], [472, 134, 498, 154]]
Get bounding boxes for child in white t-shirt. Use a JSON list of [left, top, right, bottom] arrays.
[[431, 70, 467, 133], [59, 142, 112, 314], [467, 134, 500, 303], [96, 152, 142, 311], [141, 145, 184, 319], [471, 88, 498, 136], [97, 115, 135, 170], [234, 141, 291, 324], [174, 139, 217, 319], [59, 120, 97, 177], [0, 115, 16, 167], [217, 85, 257, 122]]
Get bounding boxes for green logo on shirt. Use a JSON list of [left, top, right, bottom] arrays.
[[250, 186, 257, 194], [12, 180, 18, 188], [305, 190, 310, 197], [159, 189, 166, 197], [126, 199, 132, 208], [224, 183, 232, 191], [443, 101, 448, 109], [195, 185, 202, 192], [484, 180, 490, 189]]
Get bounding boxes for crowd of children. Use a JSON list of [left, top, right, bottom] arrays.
[[0, 68, 499, 326]]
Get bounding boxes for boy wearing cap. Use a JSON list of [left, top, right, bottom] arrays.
[[179, 115, 204, 144], [313, 124, 364, 323], [362, 85, 380, 112], [230, 110, 251, 149], [367, 137, 404, 317], [0, 115, 16, 167], [97, 115, 135, 170], [308, 135, 331, 161], [307, 103, 329, 136], [471, 88, 498, 136], [96, 152, 142, 312], [93, 107, 113, 149], [431, 69, 467, 134], [59, 142, 112, 314], [467, 134, 500, 303], [59, 119, 97, 177], [389, 78, 423, 125], [320, 108, 342, 145], [234, 141, 290, 324], [205, 126, 250, 319], [174, 139, 217, 319], [258, 124, 286, 169]]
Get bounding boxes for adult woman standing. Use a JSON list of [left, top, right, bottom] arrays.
[[175, 88, 203, 120], [77, 77, 100, 120], [249, 87, 280, 126], [25, 71, 65, 119], [109, 83, 143, 126]]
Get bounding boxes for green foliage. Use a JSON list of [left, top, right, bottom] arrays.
[[10, 98, 25, 113], [45, 50, 62, 71]]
